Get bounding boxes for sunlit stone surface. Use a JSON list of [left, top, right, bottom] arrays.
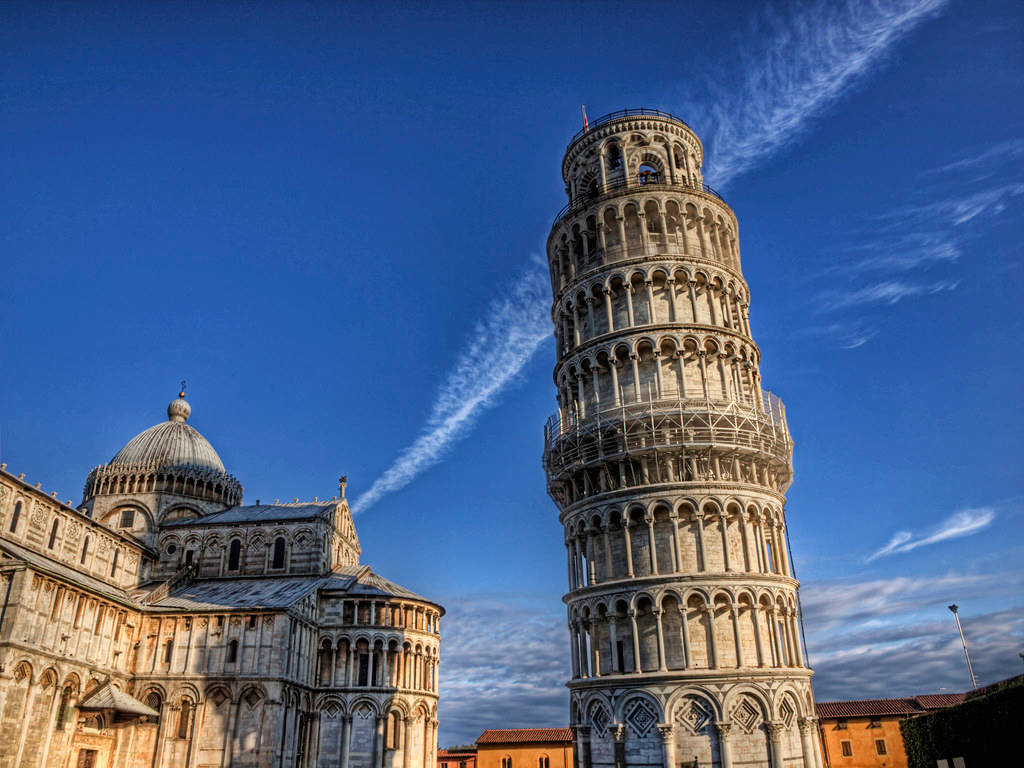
[[543, 110, 822, 768]]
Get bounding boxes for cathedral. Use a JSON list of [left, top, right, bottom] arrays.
[[543, 110, 822, 768], [0, 391, 442, 768]]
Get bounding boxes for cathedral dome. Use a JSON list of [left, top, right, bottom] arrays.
[[108, 393, 226, 473]]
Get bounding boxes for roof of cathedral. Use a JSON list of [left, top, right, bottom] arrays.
[[162, 501, 336, 527], [322, 565, 433, 602], [77, 681, 159, 717], [150, 576, 322, 610], [0, 539, 134, 606], [146, 565, 435, 610], [107, 392, 226, 473]]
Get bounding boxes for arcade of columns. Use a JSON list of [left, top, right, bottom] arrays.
[[543, 110, 822, 768]]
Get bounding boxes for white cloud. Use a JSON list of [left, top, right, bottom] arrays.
[[437, 596, 569, 746], [354, 1, 959, 508], [820, 278, 959, 310], [842, 235, 961, 273], [866, 508, 996, 561], [698, 0, 950, 186], [907, 183, 1024, 226], [924, 138, 1024, 175], [352, 262, 550, 514]]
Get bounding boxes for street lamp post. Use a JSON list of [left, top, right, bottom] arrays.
[[948, 604, 978, 690]]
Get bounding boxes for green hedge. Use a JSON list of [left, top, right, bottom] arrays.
[[899, 677, 1021, 768]]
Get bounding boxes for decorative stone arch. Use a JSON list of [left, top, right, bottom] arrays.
[[102, 501, 156, 533], [618, 691, 664, 740], [203, 682, 234, 704], [238, 684, 267, 709], [628, 589, 658, 612]]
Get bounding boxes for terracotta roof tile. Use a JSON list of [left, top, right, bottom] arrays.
[[477, 729, 573, 745], [914, 694, 968, 709], [816, 698, 924, 718]]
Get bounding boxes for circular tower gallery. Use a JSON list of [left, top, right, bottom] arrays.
[[543, 110, 821, 768]]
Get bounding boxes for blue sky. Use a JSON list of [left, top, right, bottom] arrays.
[[1, 0, 1022, 746]]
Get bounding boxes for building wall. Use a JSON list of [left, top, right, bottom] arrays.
[[0, 468, 441, 768], [477, 742, 574, 768], [819, 717, 907, 768], [544, 113, 822, 768]]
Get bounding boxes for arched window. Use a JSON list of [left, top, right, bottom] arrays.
[[606, 145, 623, 171], [9, 501, 21, 533], [272, 537, 286, 569], [228, 539, 242, 571], [145, 692, 162, 722], [385, 711, 402, 749], [177, 699, 192, 739], [502, 757, 513, 768], [48, 519, 59, 549], [539, 757, 550, 768], [81, 536, 90, 565], [226, 639, 238, 664], [55, 686, 72, 727], [110, 550, 119, 577], [638, 163, 660, 184]]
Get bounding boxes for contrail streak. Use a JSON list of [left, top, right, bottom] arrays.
[[700, 0, 949, 186], [353, 0, 950, 513], [351, 263, 550, 514]]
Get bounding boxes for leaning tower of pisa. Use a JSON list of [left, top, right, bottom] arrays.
[[542, 110, 821, 768]]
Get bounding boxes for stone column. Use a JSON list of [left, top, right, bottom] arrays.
[[609, 360, 621, 406], [730, 606, 744, 667], [658, 724, 676, 768], [638, 213, 650, 253], [666, 278, 679, 322], [628, 610, 641, 672], [587, 621, 599, 677], [341, 714, 353, 768], [717, 722, 734, 768], [647, 515, 658, 574], [767, 724, 786, 768], [603, 526, 613, 580], [679, 605, 692, 668], [566, 541, 576, 590], [604, 289, 615, 333], [720, 514, 732, 571], [694, 513, 707, 572], [404, 716, 415, 768], [753, 607, 767, 667], [578, 725, 592, 768], [654, 609, 667, 671], [623, 522, 635, 577], [569, 623, 581, 678], [669, 513, 681, 572], [630, 355, 642, 403], [652, 351, 664, 398], [608, 618, 620, 673], [705, 607, 718, 668], [687, 281, 699, 322], [645, 281, 657, 324], [790, 611, 805, 667], [374, 715, 386, 768], [798, 718, 817, 768], [611, 725, 626, 768]]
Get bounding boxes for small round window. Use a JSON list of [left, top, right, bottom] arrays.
[[167, 544, 178, 555]]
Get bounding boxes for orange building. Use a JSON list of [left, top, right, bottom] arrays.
[[816, 694, 965, 768], [475, 729, 574, 768], [438, 747, 478, 768]]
